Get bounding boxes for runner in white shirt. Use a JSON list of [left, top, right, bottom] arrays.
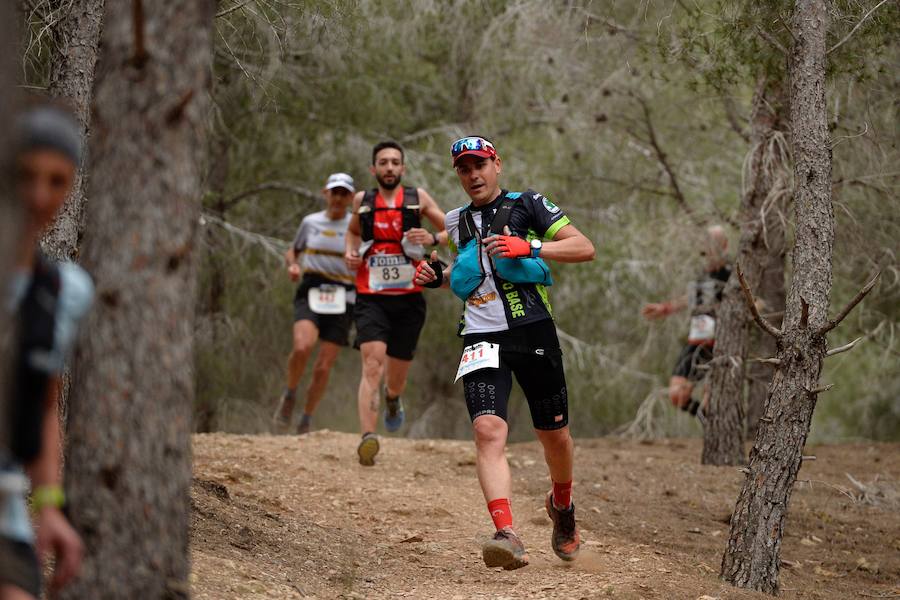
[[272, 173, 356, 435]]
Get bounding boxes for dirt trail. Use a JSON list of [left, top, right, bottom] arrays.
[[191, 432, 899, 599]]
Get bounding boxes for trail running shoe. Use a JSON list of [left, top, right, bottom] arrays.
[[383, 396, 405, 432], [482, 527, 529, 570], [546, 492, 581, 561], [296, 415, 311, 435], [357, 432, 380, 466], [271, 392, 295, 434]]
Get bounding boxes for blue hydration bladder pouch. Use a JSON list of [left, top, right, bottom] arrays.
[[450, 193, 553, 301], [493, 254, 553, 286], [450, 216, 487, 301]]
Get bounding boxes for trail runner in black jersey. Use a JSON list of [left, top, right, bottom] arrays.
[[641, 225, 732, 416], [414, 136, 595, 570]]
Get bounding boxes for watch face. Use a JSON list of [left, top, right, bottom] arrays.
[[531, 239, 542, 249]]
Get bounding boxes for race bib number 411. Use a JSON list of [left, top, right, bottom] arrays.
[[455, 342, 500, 382], [368, 254, 415, 291]]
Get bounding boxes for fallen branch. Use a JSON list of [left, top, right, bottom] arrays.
[[818, 271, 881, 335], [826, 337, 863, 357], [737, 265, 782, 340]]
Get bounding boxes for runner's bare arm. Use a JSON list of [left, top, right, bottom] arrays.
[[642, 295, 688, 319], [534, 223, 595, 263], [410, 188, 447, 246], [285, 247, 301, 281], [345, 191, 364, 270]]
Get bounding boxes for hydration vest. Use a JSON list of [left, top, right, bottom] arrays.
[[8, 255, 60, 464], [450, 193, 553, 302], [357, 186, 424, 261]]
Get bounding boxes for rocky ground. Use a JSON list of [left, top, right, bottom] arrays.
[[191, 432, 899, 599]]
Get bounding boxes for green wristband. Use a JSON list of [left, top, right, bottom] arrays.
[[31, 484, 65, 512]]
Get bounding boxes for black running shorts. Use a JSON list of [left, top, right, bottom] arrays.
[[0, 537, 41, 598], [293, 289, 354, 346], [353, 293, 427, 360], [461, 319, 568, 431], [672, 343, 714, 381]]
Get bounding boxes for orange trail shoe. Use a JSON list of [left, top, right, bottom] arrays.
[[482, 527, 529, 570], [546, 492, 581, 561]]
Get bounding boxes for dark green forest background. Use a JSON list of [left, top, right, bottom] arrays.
[[31, 1, 899, 442]]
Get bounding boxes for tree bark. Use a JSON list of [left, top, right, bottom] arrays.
[[0, 4, 23, 452], [40, 0, 105, 262], [61, 2, 214, 598], [721, 0, 832, 593], [702, 78, 788, 465], [746, 211, 787, 439]]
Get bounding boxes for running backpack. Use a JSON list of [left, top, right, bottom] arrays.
[[357, 186, 424, 261], [449, 192, 553, 301]]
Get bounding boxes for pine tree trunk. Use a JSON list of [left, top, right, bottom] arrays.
[[721, 0, 832, 593], [0, 5, 22, 449], [40, 0, 105, 262], [61, 2, 214, 598], [702, 79, 787, 465], [746, 212, 787, 439]]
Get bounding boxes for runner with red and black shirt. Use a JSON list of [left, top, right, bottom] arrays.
[[344, 141, 447, 466]]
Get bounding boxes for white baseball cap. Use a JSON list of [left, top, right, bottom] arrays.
[[325, 172, 354, 193]]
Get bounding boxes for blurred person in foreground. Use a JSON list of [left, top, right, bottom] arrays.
[[641, 225, 731, 417], [1, 105, 93, 599], [272, 173, 357, 435]]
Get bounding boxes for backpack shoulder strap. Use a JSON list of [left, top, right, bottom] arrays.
[[458, 209, 478, 245], [401, 186, 421, 231], [358, 189, 378, 241], [488, 196, 517, 235]]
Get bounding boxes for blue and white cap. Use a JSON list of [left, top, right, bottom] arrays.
[[325, 172, 354, 193]]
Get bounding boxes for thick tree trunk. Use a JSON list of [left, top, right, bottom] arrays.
[[721, 0, 832, 593], [40, 0, 105, 262], [702, 79, 788, 465], [0, 5, 22, 450], [746, 213, 787, 439], [61, 2, 214, 598]]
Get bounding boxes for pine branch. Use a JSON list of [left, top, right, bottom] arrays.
[[818, 270, 881, 335], [219, 181, 320, 212], [825, 337, 864, 357], [737, 264, 782, 340], [828, 0, 892, 55]]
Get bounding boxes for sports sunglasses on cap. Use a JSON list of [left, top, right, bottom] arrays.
[[450, 136, 497, 165]]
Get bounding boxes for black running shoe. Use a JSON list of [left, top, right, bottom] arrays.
[[482, 527, 529, 570]]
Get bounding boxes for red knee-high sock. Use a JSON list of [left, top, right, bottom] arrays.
[[552, 480, 573, 509], [487, 498, 513, 531]]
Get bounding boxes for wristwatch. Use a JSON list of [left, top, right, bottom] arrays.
[[530, 238, 542, 258]]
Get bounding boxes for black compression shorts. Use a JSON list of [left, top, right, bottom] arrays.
[[461, 319, 568, 431], [292, 290, 354, 347], [672, 343, 713, 381], [353, 293, 427, 360], [0, 536, 41, 597]]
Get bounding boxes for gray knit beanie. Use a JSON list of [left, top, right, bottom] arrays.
[[14, 106, 83, 166]]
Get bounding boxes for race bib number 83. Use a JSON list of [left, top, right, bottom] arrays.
[[368, 254, 415, 291]]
